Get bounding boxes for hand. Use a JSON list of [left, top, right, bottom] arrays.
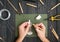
[[33, 23, 50, 42], [16, 22, 31, 42]]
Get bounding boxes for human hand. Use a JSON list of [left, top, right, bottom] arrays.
[[33, 23, 49, 42], [16, 22, 31, 42]]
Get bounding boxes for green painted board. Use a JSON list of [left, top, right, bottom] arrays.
[[15, 14, 48, 37]]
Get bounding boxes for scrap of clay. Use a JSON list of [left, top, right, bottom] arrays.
[[27, 31, 33, 35], [27, 20, 33, 35], [36, 15, 41, 20]]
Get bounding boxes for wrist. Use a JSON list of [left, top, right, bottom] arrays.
[[16, 37, 23, 42], [41, 37, 50, 42]]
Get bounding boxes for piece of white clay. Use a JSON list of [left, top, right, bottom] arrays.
[[27, 20, 33, 35], [27, 31, 33, 35], [36, 15, 41, 20]]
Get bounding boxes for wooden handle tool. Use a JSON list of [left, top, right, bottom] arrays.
[[7, 0, 19, 13], [19, 2, 23, 13], [26, 3, 37, 8], [51, 28, 59, 40]]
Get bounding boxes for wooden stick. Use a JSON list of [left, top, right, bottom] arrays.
[[0, 1, 4, 6], [51, 3, 60, 10], [48, 3, 60, 12], [19, 2, 23, 13], [26, 3, 37, 8], [7, 0, 19, 13], [54, 15, 60, 18], [39, 0, 44, 5], [52, 28, 59, 40]]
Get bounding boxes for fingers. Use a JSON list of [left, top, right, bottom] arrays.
[[21, 22, 31, 28], [39, 23, 46, 29], [20, 22, 28, 27], [19, 22, 31, 32], [18, 22, 28, 31], [19, 22, 45, 33], [35, 28, 40, 33], [33, 23, 46, 31], [25, 22, 31, 32]]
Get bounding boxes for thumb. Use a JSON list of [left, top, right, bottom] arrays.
[[26, 22, 31, 32]]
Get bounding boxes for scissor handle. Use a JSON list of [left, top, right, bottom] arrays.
[[0, 9, 11, 21]]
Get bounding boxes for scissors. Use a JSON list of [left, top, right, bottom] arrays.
[[0, 9, 11, 21]]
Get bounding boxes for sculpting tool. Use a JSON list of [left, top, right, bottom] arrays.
[[27, 20, 33, 35], [26, 3, 37, 8], [48, 3, 60, 12], [19, 2, 23, 13], [39, 0, 44, 5], [50, 26, 59, 40], [7, 0, 19, 13], [50, 3, 60, 10], [49, 15, 60, 21], [0, 1, 4, 6]]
